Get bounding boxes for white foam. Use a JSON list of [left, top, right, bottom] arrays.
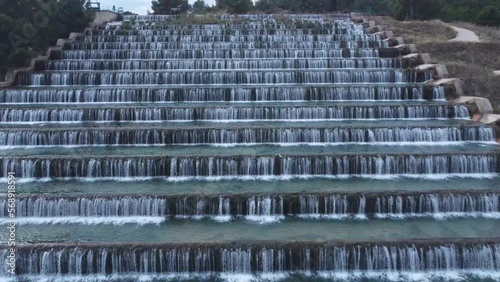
[[297, 214, 353, 220], [244, 215, 285, 224], [203, 141, 498, 147], [5, 270, 500, 282], [375, 212, 500, 220], [1, 141, 495, 150], [317, 270, 500, 281], [219, 273, 257, 282], [163, 173, 500, 182], [174, 215, 232, 222], [0, 99, 432, 106], [0, 118, 471, 125], [3, 173, 497, 184], [0, 216, 166, 226], [212, 215, 232, 222]]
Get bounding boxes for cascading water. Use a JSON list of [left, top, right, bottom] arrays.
[[0, 154, 496, 178], [0, 125, 493, 146], [0, 196, 167, 225], [0, 104, 470, 122], [1, 193, 497, 224], [1, 13, 499, 282], [45, 58, 403, 71], [18, 69, 431, 86], [0, 85, 443, 103], [3, 243, 499, 276]]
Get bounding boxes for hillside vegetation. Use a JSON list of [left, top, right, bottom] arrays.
[[155, 0, 500, 28], [373, 16, 500, 113], [0, 0, 94, 81]]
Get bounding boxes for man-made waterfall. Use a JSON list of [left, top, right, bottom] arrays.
[[1, 154, 496, 178], [18, 69, 431, 86], [0, 125, 494, 146], [45, 58, 404, 71], [0, 13, 498, 281], [1, 193, 497, 225], [0, 104, 470, 122], [0, 85, 444, 102], [3, 242, 499, 275]]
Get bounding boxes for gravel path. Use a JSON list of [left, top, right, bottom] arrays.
[[449, 26, 480, 42], [447, 26, 500, 75]]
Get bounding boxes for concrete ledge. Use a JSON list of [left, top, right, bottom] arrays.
[[373, 30, 394, 40], [351, 16, 364, 24], [364, 26, 381, 34], [471, 114, 500, 142], [428, 78, 465, 98], [383, 37, 403, 47], [394, 44, 418, 54], [402, 53, 432, 68], [455, 96, 494, 114], [359, 17, 382, 34], [416, 64, 449, 79], [419, 53, 432, 64]]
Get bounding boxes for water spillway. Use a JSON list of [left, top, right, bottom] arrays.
[[0, 103, 470, 122], [0, 84, 445, 103], [1, 152, 498, 178], [1, 14, 499, 281], [45, 58, 405, 71], [0, 122, 494, 146], [53, 48, 383, 60], [5, 241, 500, 276], [1, 192, 498, 224], [18, 69, 431, 86]]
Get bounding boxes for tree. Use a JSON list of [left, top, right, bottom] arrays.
[[151, 0, 190, 15], [394, 0, 444, 20], [256, 0, 337, 13], [477, 6, 500, 26], [0, 0, 94, 80], [216, 0, 253, 14], [395, 0, 416, 20], [192, 0, 208, 14], [56, 0, 95, 37], [255, 0, 277, 13], [308, 0, 336, 13]]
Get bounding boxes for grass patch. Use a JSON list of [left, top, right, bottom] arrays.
[[418, 42, 500, 112], [371, 16, 457, 43]]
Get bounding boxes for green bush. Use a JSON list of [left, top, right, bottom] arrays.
[[477, 6, 500, 26], [217, 0, 254, 14], [0, 0, 94, 81], [7, 48, 35, 67]]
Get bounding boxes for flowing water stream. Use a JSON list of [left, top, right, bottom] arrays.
[[0, 14, 499, 281]]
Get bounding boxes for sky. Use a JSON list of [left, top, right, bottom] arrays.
[[97, 0, 217, 15]]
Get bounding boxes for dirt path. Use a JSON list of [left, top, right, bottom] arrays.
[[447, 26, 500, 75], [449, 26, 480, 42]]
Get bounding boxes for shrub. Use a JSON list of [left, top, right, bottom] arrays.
[[477, 6, 500, 26]]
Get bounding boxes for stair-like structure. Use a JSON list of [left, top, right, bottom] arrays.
[[0, 14, 499, 281]]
